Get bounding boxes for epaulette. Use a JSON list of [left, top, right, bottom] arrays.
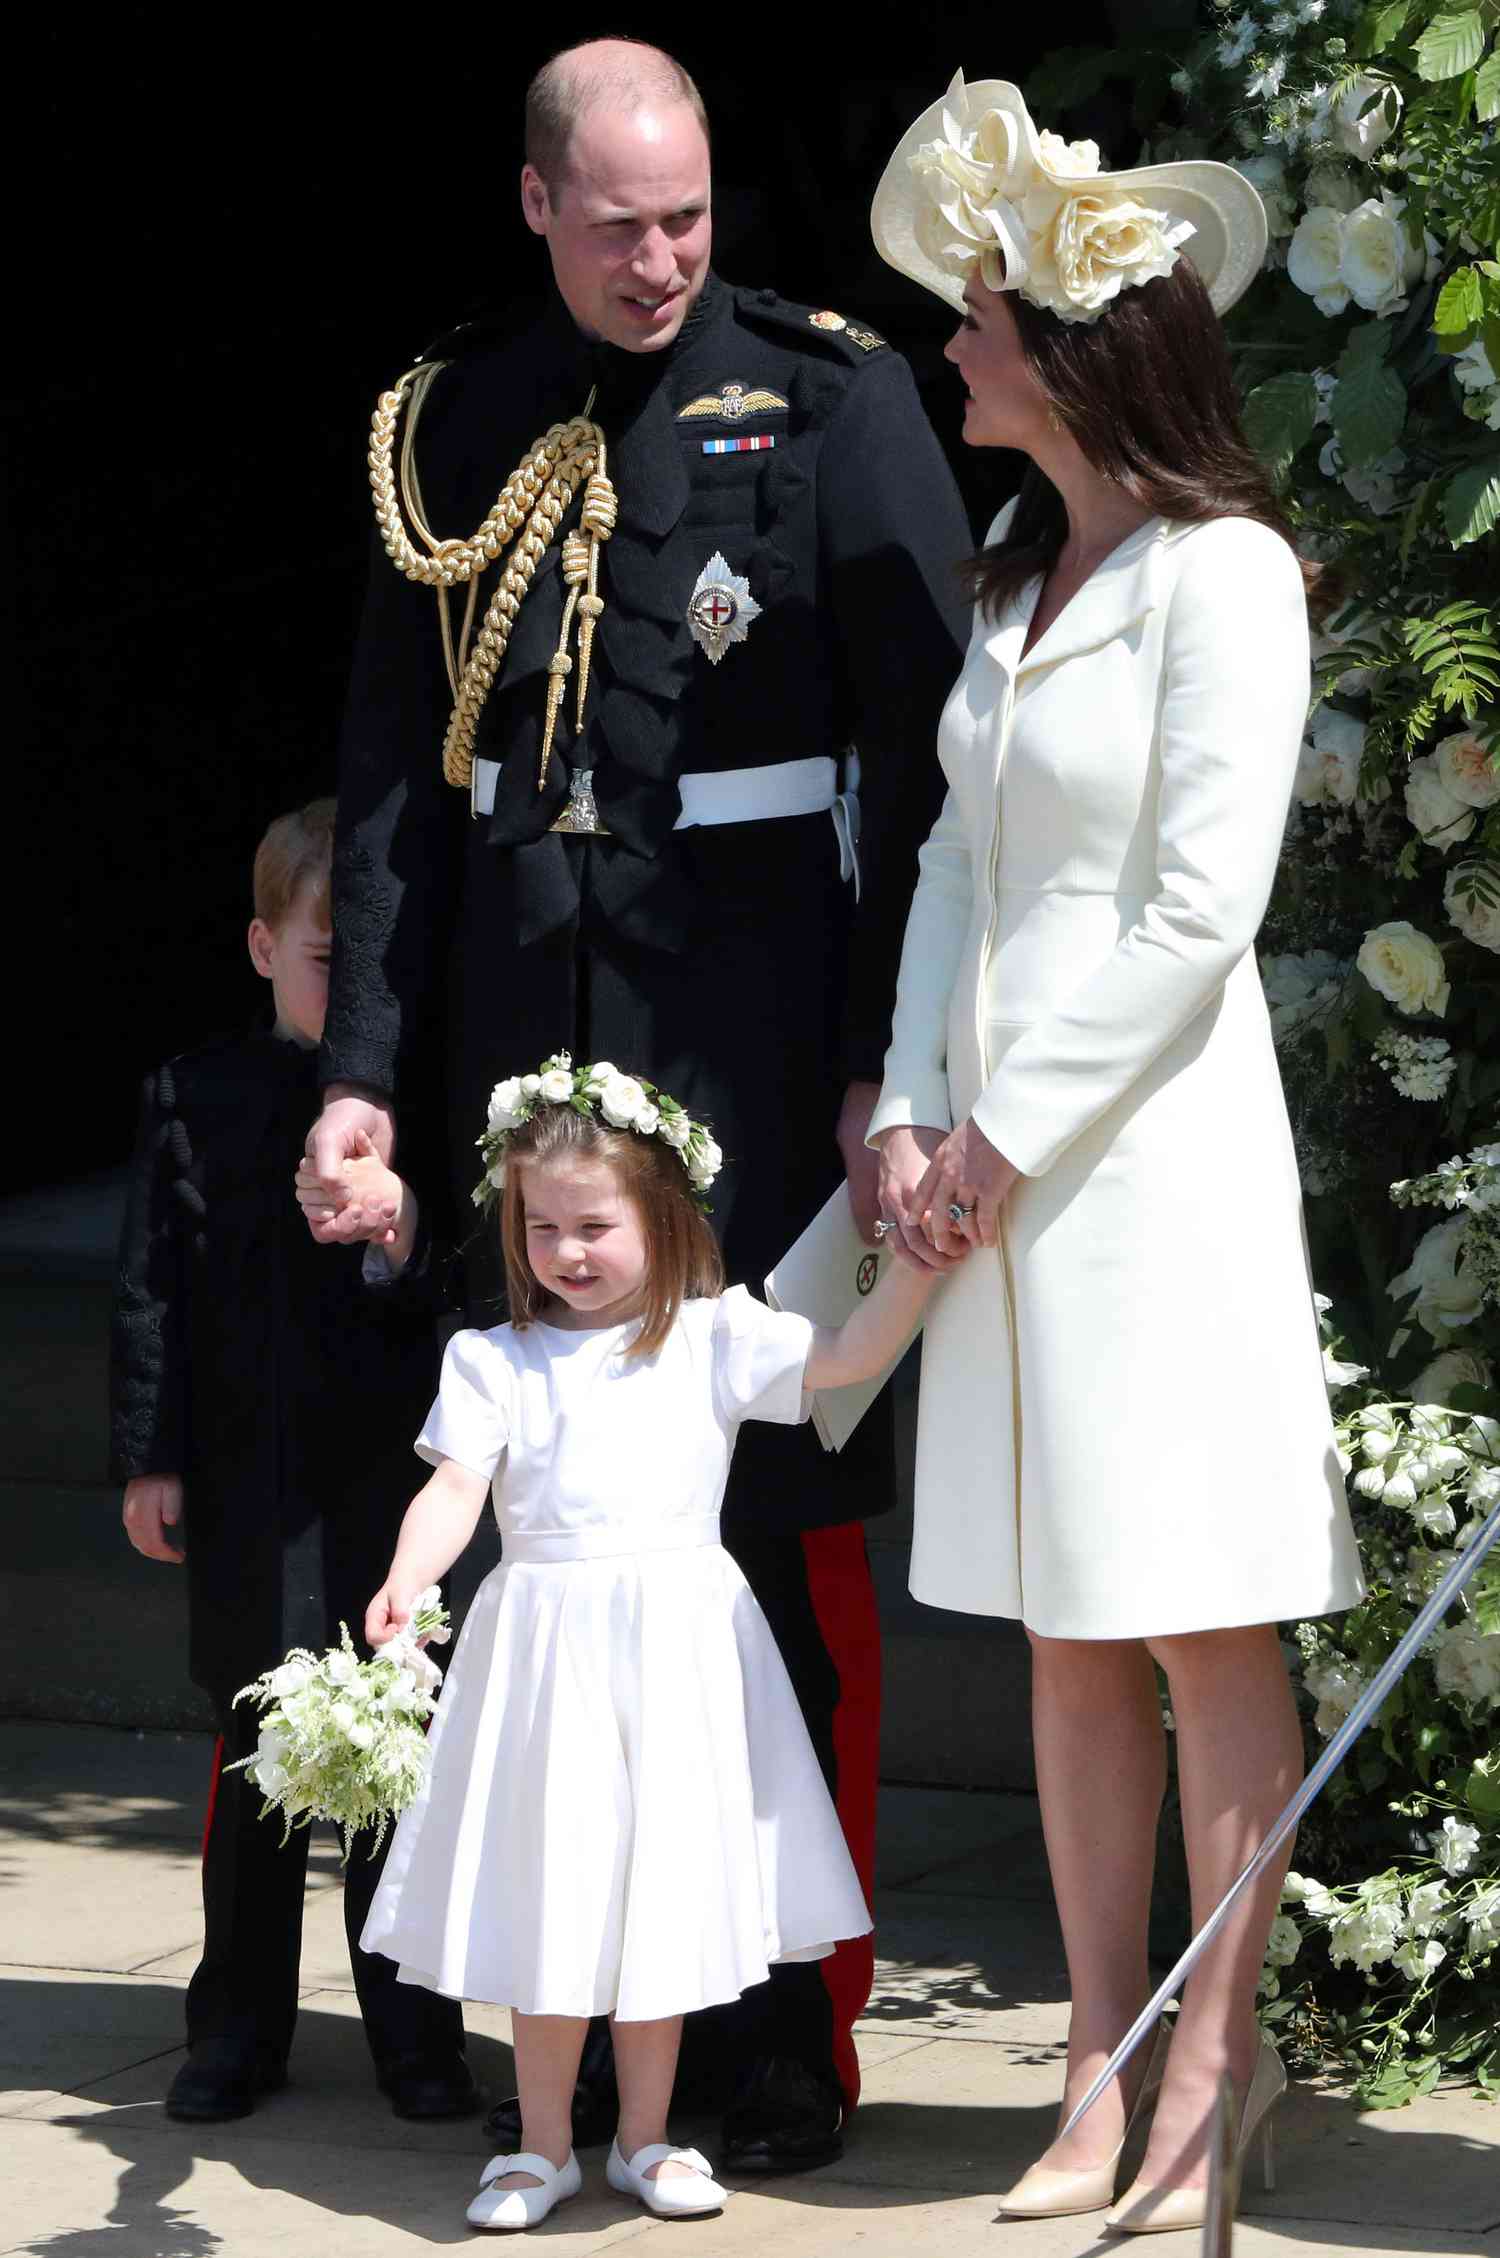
[[733, 285, 891, 365]]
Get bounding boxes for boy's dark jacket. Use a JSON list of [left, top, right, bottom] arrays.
[[109, 1030, 442, 1704]]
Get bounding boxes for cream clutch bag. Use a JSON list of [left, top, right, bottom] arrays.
[[764, 1187, 922, 1452]]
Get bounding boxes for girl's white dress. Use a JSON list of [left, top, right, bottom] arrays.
[[360, 1286, 872, 2022]]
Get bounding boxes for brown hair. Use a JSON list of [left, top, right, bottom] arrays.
[[525, 39, 710, 196], [252, 797, 336, 931], [967, 256, 1302, 617], [499, 1099, 724, 1359]]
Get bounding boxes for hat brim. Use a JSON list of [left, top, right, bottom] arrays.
[[870, 77, 1267, 320]]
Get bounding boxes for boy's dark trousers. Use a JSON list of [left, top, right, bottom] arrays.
[[192, 1701, 463, 2076]]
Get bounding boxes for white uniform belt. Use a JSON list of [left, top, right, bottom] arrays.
[[500, 1513, 721, 1565]]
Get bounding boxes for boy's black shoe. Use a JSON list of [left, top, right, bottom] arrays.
[[720, 2056, 844, 2174], [376, 2048, 480, 2120], [165, 2037, 288, 2122]]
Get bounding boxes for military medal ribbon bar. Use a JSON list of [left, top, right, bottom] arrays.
[[702, 435, 777, 454]]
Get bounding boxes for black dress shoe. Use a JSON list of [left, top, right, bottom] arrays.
[[376, 2048, 480, 2120], [484, 2019, 618, 2150], [166, 2037, 288, 2122], [721, 2055, 844, 2175]]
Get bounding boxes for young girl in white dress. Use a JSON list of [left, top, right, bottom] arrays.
[[355, 1055, 947, 2232]]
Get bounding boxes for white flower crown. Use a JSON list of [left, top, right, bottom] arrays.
[[908, 80, 1195, 324], [473, 1052, 723, 1213]]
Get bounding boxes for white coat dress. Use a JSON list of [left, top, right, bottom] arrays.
[[867, 505, 1364, 1639]]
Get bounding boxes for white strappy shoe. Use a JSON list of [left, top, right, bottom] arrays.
[[465, 2150, 581, 2232], [606, 2137, 727, 2217]]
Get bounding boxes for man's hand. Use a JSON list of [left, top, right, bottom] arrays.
[[836, 1081, 885, 1245], [302, 1089, 396, 1245], [295, 1131, 413, 1257], [123, 1474, 185, 1564]]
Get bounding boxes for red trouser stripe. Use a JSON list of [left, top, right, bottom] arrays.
[[800, 1521, 881, 2112], [201, 1733, 225, 1864]]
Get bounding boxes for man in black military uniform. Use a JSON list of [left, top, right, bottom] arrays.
[[307, 38, 971, 2171]]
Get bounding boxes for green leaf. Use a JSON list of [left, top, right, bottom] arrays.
[[1435, 266, 1486, 335], [1363, 0, 1412, 49], [1478, 48, 1500, 121], [1466, 1755, 1500, 1817], [1333, 357, 1408, 468], [1416, 10, 1486, 79], [1442, 457, 1500, 545], [1243, 371, 1320, 483]]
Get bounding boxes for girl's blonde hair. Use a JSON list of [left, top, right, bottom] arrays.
[[500, 1102, 724, 1358]]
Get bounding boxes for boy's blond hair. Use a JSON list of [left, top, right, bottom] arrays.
[[252, 798, 336, 931]]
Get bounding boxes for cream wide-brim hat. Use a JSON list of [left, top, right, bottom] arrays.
[[870, 74, 1267, 320]]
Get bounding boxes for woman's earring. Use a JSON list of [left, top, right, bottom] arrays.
[[1046, 408, 1062, 432]]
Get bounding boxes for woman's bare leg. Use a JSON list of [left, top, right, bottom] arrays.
[[493, 2012, 587, 2188], [1130, 1621, 1302, 2194], [1021, 1631, 1167, 2173]]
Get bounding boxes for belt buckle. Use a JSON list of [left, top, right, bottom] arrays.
[[549, 770, 609, 836]]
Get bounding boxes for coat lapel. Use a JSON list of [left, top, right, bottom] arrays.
[[1013, 517, 1174, 676]]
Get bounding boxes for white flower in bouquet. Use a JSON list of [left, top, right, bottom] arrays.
[[1408, 1879, 1451, 1935], [1393, 1935, 1446, 1981], [1432, 1815, 1482, 1875], [1444, 867, 1500, 954], [487, 1078, 525, 1133], [1466, 1887, 1500, 1954], [1295, 708, 1364, 806], [1324, 1343, 1370, 1391], [1407, 1489, 1457, 1538], [1283, 1870, 1339, 1917], [1434, 725, 1500, 811], [1266, 1912, 1303, 1965], [1405, 755, 1477, 851], [1357, 921, 1449, 1017], [583, 1061, 617, 1090], [1329, 1894, 1405, 1970], [1332, 75, 1400, 158], [230, 1586, 452, 1856], [599, 1074, 648, 1127], [1433, 1624, 1500, 1709]]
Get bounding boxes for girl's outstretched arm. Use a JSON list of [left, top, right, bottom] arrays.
[[802, 1255, 954, 1394], [366, 1459, 489, 1644]]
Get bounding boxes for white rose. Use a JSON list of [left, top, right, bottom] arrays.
[[252, 1759, 290, 1796], [1232, 154, 1295, 239], [323, 1649, 358, 1685], [268, 1661, 312, 1698], [1405, 755, 1477, 852], [584, 1061, 617, 1090], [1341, 195, 1417, 317], [486, 1159, 507, 1191], [1024, 183, 1192, 322], [658, 1112, 691, 1150], [1295, 708, 1364, 806], [1434, 725, 1500, 810], [1444, 867, 1500, 955], [633, 1102, 661, 1136], [256, 1727, 288, 1766], [1304, 164, 1362, 215], [1288, 207, 1349, 315], [520, 1074, 541, 1096], [1413, 1348, 1492, 1404], [1356, 921, 1450, 1016], [486, 1077, 525, 1132], [599, 1074, 648, 1127], [689, 1135, 725, 1187], [1332, 74, 1400, 157], [330, 1700, 356, 1733], [538, 1067, 575, 1103], [346, 1721, 375, 1751]]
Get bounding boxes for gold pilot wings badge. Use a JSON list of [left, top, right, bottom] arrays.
[[677, 381, 790, 423]]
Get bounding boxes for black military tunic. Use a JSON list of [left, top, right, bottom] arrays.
[[109, 1031, 464, 2071], [321, 272, 972, 2111]]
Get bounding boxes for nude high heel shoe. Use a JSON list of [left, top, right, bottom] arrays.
[[1103, 2028, 1286, 2236], [994, 2017, 1173, 2222]]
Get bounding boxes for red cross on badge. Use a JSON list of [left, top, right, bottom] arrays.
[[686, 552, 762, 666]]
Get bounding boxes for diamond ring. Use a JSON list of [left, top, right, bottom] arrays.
[[947, 1202, 976, 1225]]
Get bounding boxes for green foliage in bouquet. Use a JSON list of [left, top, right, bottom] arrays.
[[1030, 0, 1500, 2101], [229, 1589, 451, 1859]]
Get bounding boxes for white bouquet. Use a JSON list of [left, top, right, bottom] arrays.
[[228, 1586, 452, 1857]]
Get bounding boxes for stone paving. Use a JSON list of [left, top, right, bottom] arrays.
[[3, 1719, 1497, 2256]]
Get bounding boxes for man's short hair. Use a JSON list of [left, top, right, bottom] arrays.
[[525, 39, 709, 195], [253, 797, 336, 931]]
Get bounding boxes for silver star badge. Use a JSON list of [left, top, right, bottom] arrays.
[[686, 552, 761, 665]]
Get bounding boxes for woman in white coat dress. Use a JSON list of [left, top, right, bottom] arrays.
[[866, 77, 1364, 2234]]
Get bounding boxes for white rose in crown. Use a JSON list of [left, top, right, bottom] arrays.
[[538, 1066, 575, 1103], [1405, 755, 1477, 850], [689, 1135, 725, 1188], [1444, 867, 1500, 954], [487, 1077, 525, 1133], [658, 1112, 692, 1150], [1357, 921, 1450, 1017], [633, 1102, 661, 1136], [599, 1075, 648, 1127], [520, 1074, 542, 1097], [1434, 724, 1500, 810]]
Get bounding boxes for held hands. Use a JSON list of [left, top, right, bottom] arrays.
[[122, 1474, 185, 1564], [296, 1131, 415, 1263], [874, 1117, 1018, 1269], [300, 1091, 397, 1246]]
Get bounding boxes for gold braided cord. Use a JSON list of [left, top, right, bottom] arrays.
[[367, 365, 616, 794]]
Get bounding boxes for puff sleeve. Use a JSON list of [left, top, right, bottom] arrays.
[[415, 1329, 512, 1479], [711, 1287, 814, 1427]]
